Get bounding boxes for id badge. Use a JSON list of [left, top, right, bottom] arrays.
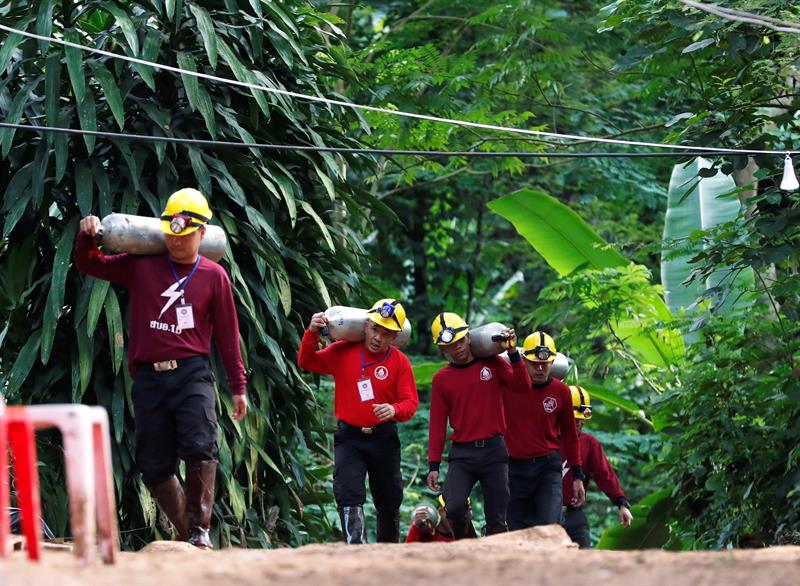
[[176, 303, 195, 330], [357, 377, 375, 402]]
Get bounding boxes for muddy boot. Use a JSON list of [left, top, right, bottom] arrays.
[[450, 518, 471, 540], [185, 460, 217, 549], [485, 522, 508, 536], [338, 506, 366, 544], [376, 509, 400, 543], [148, 475, 188, 540]]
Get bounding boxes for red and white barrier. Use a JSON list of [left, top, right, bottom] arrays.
[[1, 403, 118, 564]]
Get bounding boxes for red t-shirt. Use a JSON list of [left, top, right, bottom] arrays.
[[404, 524, 455, 543], [73, 232, 247, 395], [562, 432, 626, 505], [502, 376, 581, 467], [297, 328, 418, 427], [428, 355, 530, 465]]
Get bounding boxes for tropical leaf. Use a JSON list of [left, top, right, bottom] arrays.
[[489, 188, 683, 367], [580, 382, 651, 426], [661, 157, 754, 320]]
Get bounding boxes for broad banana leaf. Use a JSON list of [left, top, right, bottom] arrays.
[[581, 382, 652, 427], [662, 157, 754, 321], [489, 188, 683, 367]]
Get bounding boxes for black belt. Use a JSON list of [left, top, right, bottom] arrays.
[[509, 450, 559, 463], [452, 435, 504, 448], [136, 355, 208, 372], [337, 420, 397, 436]]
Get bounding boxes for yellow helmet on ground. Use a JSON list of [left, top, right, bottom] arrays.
[[438, 495, 471, 509], [160, 188, 213, 236], [366, 298, 406, 332], [431, 312, 469, 346], [522, 331, 557, 362], [570, 385, 593, 420]]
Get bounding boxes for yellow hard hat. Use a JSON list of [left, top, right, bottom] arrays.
[[431, 312, 469, 346], [522, 331, 557, 362], [159, 188, 213, 236], [570, 385, 593, 420], [366, 298, 406, 332]]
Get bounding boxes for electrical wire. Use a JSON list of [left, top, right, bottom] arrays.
[[0, 23, 794, 157], [1, 122, 787, 158]]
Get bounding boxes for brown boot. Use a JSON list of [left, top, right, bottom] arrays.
[[148, 475, 188, 540], [185, 460, 217, 549]]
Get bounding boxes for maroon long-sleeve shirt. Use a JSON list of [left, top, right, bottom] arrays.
[[502, 376, 581, 468], [73, 232, 247, 395], [404, 524, 455, 543], [297, 328, 418, 427], [562, 432, 627, 506], [428, 355, 530, 467]]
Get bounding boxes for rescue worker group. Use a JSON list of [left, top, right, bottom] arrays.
[[73, 188, 633, 551]]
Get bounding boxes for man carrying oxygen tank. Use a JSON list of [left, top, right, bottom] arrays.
[[561, 385, 633, 548], [74, 188, 247, 549], [502, 332, 585, 530], [298, 299, 419, 544], [426, 313, 530, 537]]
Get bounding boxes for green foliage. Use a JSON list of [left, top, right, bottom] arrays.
[[652, 310, 800, 548], [0, 0, 380, 548], [490, 188, 683, 368]]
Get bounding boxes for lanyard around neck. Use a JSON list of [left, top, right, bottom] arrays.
[[361, 345, 391, 377], [167, 256, 201, 300]]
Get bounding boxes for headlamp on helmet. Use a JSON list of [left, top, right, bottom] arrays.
[[530, 346, 555, 361], [169, 214, 190, 234], [431, 312, 469, 346], [570, 386, 593, 420], [439, 328, 456, 344], [522, 331, 557, 362], [366, 298, 406, 331]]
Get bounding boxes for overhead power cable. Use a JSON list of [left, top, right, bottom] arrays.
[[2, 122, 792, 158], [680, 0, 800, 34], [0, 23, 793, 156]]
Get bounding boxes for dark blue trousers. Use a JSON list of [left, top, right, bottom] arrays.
[[507, 451, 563, 530]]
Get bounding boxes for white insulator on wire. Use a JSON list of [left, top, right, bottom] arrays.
[[780, 154, 799, 191]]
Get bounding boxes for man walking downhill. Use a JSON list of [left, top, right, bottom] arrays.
[[561, 385, 633, 548], [297, 299, 418, 544], [502, 332, 585, 530], [426, 313, 530, 538], [74, 188, 247, 549]]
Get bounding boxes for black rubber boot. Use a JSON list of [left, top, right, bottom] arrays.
[[148, 475, 188, 540], [185, 460, 217, 549], [376, 509, 400, 543], [338, 506, 366, 544], [450, 518, 471, 540]]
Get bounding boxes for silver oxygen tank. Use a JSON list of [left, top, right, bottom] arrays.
[[98, 213, 228, 262], [320, 305, 412, 347], [550, 352, 570, 379], [469, 322, 511, 358]]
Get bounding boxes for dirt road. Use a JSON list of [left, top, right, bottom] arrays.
[[3, 525, 799, 586]]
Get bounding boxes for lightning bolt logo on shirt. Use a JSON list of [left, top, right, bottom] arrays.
[[562, 459, 569, 479], [158, 277, 188, 318]]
